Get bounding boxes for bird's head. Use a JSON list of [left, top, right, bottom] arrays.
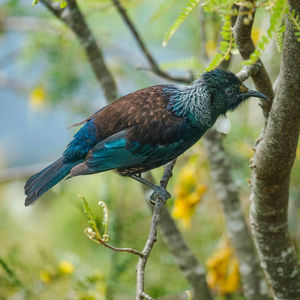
[[202, 69, 267, 114]]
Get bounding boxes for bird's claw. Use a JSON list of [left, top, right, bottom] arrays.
[[150, 186, 171, 205]]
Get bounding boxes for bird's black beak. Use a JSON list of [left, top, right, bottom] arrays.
[[246, 89, 268, 99]]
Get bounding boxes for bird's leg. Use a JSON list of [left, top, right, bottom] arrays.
[[128, 174, 171, 204]]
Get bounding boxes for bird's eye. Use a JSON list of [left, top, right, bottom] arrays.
[[225, 87, 233, 96]]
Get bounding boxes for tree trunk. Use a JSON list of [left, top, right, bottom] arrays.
[[250, 1, 300, 298]]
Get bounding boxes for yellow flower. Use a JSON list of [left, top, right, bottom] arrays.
[[30, 86, 47, 111], [174, 165, 196, 195], [206, 239, 240, 295], [172, 162, 207, 228], [40, 270, 52, 283], [251, 27, 262, 45], [58, 260, 75, 275]]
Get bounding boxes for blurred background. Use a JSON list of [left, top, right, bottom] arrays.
[[0, 0, 299, 299]]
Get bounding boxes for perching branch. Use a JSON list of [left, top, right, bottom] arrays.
[[248, 0, 300, 298], [143, 172, 213, 300], [136, 160, 176, 300], [111, 0, 193, 84], [40, 0, 117, 102]]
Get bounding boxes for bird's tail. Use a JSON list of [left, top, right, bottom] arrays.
[[24, 157, 76, 206]]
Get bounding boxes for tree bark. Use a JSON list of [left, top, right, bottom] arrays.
[[249, 1, 300, 298], [204, 129, 270, 300], [233, 2, 274, 116]]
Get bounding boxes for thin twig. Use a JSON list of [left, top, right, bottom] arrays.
[[159, 159, 176, 189], [136, 160, 176, 300], [111, 0, 193, 84], [92, 235, 144, 257]]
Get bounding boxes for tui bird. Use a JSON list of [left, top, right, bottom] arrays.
[[24, 69, 266, 206]]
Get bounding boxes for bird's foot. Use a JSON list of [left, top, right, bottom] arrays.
[[127, 174, 171, 205], [150, 186, 171, 205]]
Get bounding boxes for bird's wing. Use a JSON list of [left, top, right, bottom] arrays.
[[64, 85, 178, 161], [68, 107, 105, 129], [90, 85, 179, 140], [84, 130, 148, 172], [69, 119, 202, 177]]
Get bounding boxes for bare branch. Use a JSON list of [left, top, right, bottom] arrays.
[[233, 2, 274, 118], [143, 171, 213, 300], [87, 231, 144, 257], [111, 0, 193, 84], [136, 161, 176, 300], [203, 129, 270, 300], [40, 0, 117, 102]]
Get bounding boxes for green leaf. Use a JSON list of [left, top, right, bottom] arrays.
[[32, 0, 39, 7], [79, 195, 101, 237], [244, 0, 287, 65], [98, 201, 109, 240], [288, 9, 300, 43], [60, 0, 67, 9], [162, 0, 201, 47]]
